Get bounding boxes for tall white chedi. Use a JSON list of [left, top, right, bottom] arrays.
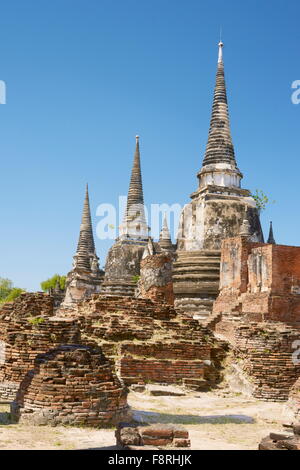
[[173, 41, 264, 319]]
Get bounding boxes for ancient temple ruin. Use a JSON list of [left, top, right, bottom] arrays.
[[61, 185, 104, 309], [0, 41, 299, 444], [101, 136, 150, 296], [173, 42, 263, 319]]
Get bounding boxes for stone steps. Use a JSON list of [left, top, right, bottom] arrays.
[[173, 274, 220, 281], [173, 250, 221, 320], [100, 281, 136, 297], [174, 260, 220, 265]]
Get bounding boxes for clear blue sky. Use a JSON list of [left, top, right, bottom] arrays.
[[0, 0, 299, 291]]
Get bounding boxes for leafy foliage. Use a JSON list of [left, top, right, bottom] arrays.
[[40, 274, 66, 292], [4, 288, 24, 302], [0, 278, 13, 301], [0, 278, 24, 304], [252, 189, 275, 212]]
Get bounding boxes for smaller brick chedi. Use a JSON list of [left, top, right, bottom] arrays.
[[101, 136, 150, 297], [173, 41, 263, 319], [12, 345, 129, 427], [61, 185, 104, 308]]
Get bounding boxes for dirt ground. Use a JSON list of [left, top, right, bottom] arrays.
[[0, 385, 289, 450]]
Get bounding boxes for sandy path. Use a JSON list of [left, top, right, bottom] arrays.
[[0, 386, 288, 450]]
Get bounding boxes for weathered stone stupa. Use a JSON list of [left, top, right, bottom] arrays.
[[101, 136, 150, 296], [173, 41, 264, 319], [61, 185, 104, 308]]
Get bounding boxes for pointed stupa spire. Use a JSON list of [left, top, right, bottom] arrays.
[[73, 184, 97, 271], [202, 40, 236, 167], [160, 213, 171, 241], [60, 184, 104, 309], [126, 135, 144, 211], [267, 221, 276, 244], [119, 136, 149, 239], [76, 184, 96, 258], [197, 41, 242, 189], [159, 213, 173, 251], [218, 40, 223, 63]]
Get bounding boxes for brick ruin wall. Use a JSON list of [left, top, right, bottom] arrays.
[[233, 323, 300, 401], [214, 237, 300, 330], [68, 295, 228, 389], [0, 292, 54, 318], [0, 317, 80, 401], [0, 293, 130, 426], [0, 292, 228, 409], [119, 342, 210, 385], [212, 237, 300, 401], [0, 293, 82, 401]]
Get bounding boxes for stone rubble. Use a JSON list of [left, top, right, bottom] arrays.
[[115, 423, 191, 449]]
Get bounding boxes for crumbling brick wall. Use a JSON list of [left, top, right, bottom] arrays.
[[120, 357, 205, 385], [0, 292, 229, 403], [233, 323, 300, 401], [0, 316, 80, 401], [0, 292, 54, 319], [64, 295, 228, 389], [119, 342, 209, 385], [214, 237, 300, 330], [0, 294, 130, 426], [0, 292, 87, 401], [212, 237, 300, 401]]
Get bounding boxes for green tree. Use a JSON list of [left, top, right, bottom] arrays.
[[4, 288, 24, 302], [0, 278, 25, 304], [0, 278, 13, 301], [252, 189, 275, 212], [40, 274, 66, 292]]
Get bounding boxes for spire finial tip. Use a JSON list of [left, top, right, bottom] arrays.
[[218, 40, 224, 63]]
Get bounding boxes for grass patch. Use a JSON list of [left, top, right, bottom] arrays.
[[27, 316, 45, 326]]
